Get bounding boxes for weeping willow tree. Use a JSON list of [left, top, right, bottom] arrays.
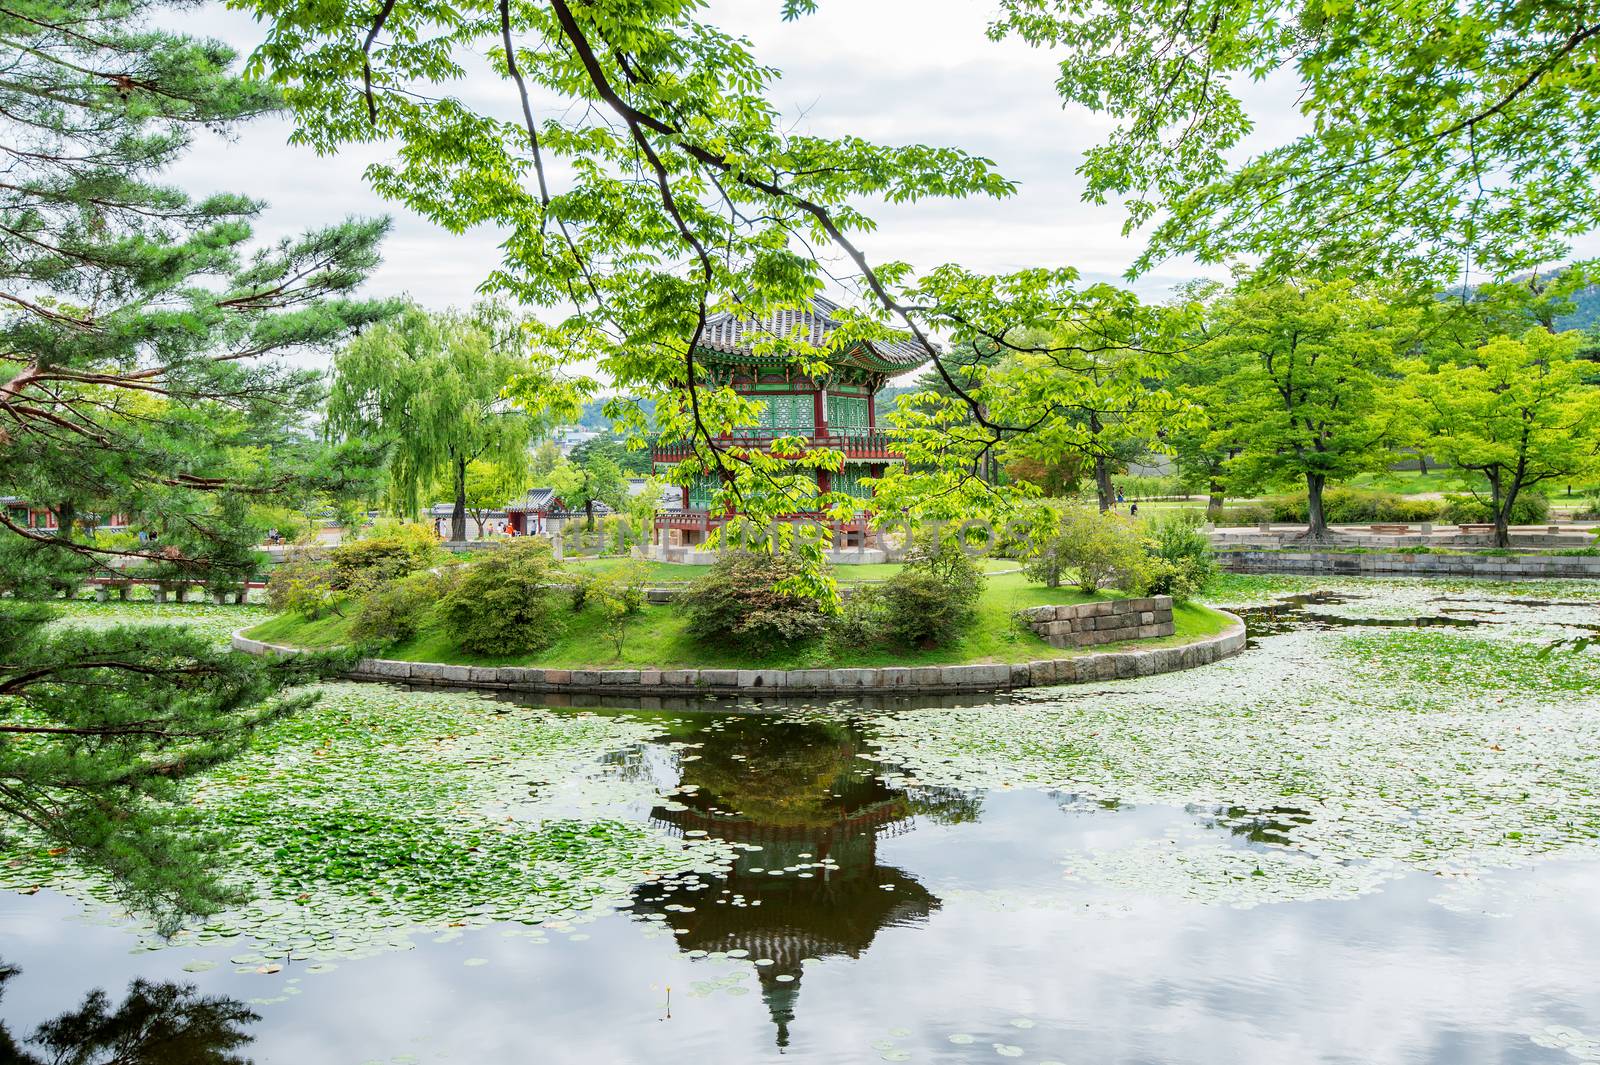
[[326, 303, 583, 541]]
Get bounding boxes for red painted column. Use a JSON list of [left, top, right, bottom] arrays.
[[813, 386, 827, 439]]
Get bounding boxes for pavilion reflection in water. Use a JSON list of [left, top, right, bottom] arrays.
[[629, 715, 969, 1048]]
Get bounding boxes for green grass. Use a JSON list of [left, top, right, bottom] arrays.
[[246, 570, 1232, 671]]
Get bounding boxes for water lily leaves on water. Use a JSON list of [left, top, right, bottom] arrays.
[[993, 1044, 1024, 1057], [463, 958, 488, 966], [864, 586, 1600, 908], [181, 960, 219, 973], [0, 680, 735, 965], [948, 1034, 976, 1045]]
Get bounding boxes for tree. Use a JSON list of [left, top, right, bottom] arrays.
[[991, 0, 1600, 282], [461, 459, 530, 537], [1205, 279, 1405, 539], [0, 0, 388, 924], [328, 304, 570, 542], [1402, 329, 1600, 546], [548, 453, 626, 531]]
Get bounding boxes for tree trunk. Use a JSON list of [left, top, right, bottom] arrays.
[[585, 498, 595, 531], [1305, 472, 1329, 540], [451, 455, 468, 543], [1094, 455, 1115, 512], [1417, 453, 1429, 476], [1491, 470, 1514, 549], [1207, 479, 1225, 513], [473, 511, 486, 538]]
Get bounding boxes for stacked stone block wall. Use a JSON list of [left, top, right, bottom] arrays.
[[1015, 596, 1175, 648]]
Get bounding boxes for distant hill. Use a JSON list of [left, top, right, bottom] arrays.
[[1556, 284, 1600, 331]]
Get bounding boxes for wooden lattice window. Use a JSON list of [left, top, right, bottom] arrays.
[[826, 393, 870, 436], [757, 393, 814, 433]]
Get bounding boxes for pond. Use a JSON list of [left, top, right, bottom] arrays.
[[3, 579, 1599, 1063]]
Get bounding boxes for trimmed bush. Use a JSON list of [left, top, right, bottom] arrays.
[[328, 523, 441, 592], [436, 539, 568, 656], [1025, 507, 1149, 593], [1442, 491, 1550, 525], [1265, 488, 1447, 524], [682, 551, 831, 654]]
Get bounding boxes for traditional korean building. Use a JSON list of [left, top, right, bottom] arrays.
[[651, 298, 927, 550]]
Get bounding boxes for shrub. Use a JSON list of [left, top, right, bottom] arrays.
[[1442, 491, 1550, 525], [830, 586, 887, 651], [350, 571, 452, 647], [880, 533, 985, 648], [266, 555, 342, 619], [1142, 512, 1216, 603], [681, 551, 831, 654], [328, 523, 441, 592], [1025, 507, 1149, 593], [1209, 503, 1271, 526], [436, 538, 568, 656], [1111, 473, 1186, 500], [1265, 487, 1447, 524]]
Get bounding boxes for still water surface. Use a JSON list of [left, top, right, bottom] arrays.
[[2, 583, 1598, 1064]]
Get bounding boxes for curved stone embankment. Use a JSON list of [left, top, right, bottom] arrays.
[[1219, 549, 1600, 579], [231, 612, 1246, 696]]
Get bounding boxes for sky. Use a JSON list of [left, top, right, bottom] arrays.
[[171, 1, 1599, 349]]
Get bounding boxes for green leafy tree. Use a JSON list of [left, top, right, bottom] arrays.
[[991, 0, 1600, 281], [1401, 329, 1600, 546], [328, 304, 570, 542], [1206, 279, 1405, 539], [1024, 505, 1148, 593], [0, 0, 389, 924], [461, 458, 531, 537], [548, 454, 626, 531]]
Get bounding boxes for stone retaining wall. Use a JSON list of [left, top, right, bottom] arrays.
[[231, 611, 1244, 696], [1016, 596, 1175, 648], [1218, 549, 1600, 579]]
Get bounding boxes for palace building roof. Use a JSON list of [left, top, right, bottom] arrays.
[[696, 296, 929, 373]]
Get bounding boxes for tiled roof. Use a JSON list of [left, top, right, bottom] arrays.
[[505, 487, 558, 513], [696, 296, 929, 372]]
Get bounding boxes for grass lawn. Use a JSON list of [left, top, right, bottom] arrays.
[[246, 569, 1232, 671]]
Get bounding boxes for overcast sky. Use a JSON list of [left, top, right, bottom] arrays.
[[172, 1, 1598, 341]]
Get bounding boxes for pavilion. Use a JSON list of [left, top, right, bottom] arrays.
[[650, 298, 927, 555]]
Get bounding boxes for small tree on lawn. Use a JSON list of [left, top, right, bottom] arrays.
[[591, 561, 650, 657], [1402, 329, 1600, 547]]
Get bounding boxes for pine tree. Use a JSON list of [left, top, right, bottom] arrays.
[[0, 0, 394, 926]]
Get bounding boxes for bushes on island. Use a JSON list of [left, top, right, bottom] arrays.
[[1025, 507, 1149, 593], [435, 538, 568, 656], [879, 533, 985, 648], [681, 551, 831, 654]]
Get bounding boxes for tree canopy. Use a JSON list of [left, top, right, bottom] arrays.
[[992, 0, 1600, 281]]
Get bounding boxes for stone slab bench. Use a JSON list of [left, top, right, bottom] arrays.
[[1369, 524, 1412, 534], [231, 612, 1245, 696]]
